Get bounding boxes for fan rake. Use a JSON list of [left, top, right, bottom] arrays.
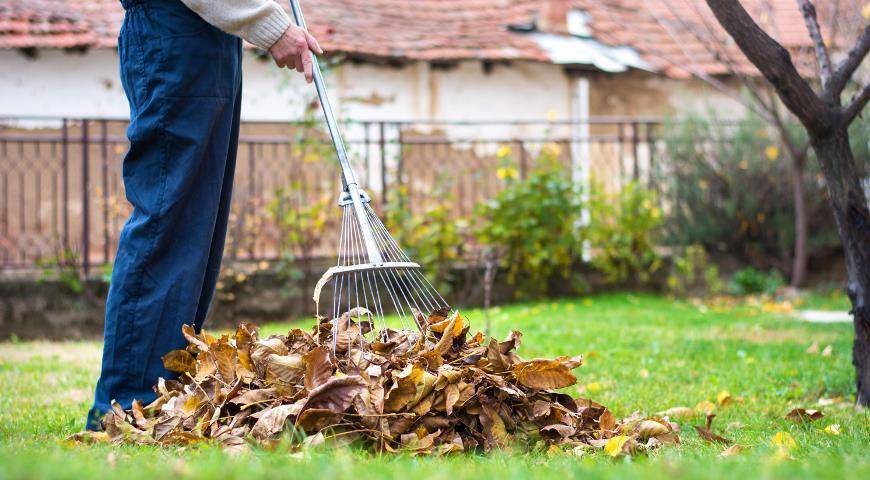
[[289, 0, 452, 353]]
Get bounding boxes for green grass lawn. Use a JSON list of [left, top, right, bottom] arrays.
[[1, 292, 867, 479]]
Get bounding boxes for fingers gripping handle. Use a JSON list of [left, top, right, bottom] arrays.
[[287, 0, 384, 264]]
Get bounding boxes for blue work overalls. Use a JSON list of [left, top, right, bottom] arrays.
[[87, 0, 243, 429]]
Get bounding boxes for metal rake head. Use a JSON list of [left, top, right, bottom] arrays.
[[312, 189, 451, 354]]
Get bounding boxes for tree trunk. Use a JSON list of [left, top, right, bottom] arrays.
[[811, 126, 870, 406], [790, 156, 808, 287]]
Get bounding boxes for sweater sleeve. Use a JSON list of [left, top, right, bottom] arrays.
[[180, 0, 293, 51]]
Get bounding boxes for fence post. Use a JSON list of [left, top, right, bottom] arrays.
[[645, 122, 656, 189], [61, 119, 70, 255], [100, 119, 109, 264], [631, 121, 640, 182], [517, 139, 527, 180], [362, 121, 370, 189], [81, 119, 90, 275], [379, 121, 387, 205], [247, 142, 256, 261], [395, 123, 404, 189]]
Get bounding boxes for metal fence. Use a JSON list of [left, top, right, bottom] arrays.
[[0, 116, 662, 272]]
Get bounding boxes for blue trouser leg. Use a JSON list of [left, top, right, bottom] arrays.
[[87, 0, 243, 430]]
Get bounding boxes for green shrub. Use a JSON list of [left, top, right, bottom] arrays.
[[36, 248, 84, 294], [267, 181, 334, 291], [655, 114, 842, 273], [475, 148, 583, 297], [384, 183, 468, 295], [666, 245, 724, 297], [587, 181, 663, 284], [729, 266, 784, 296]]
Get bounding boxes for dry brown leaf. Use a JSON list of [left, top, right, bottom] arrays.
[[162, 350, 196, 374], [784, 408, 824, 423], [720, 444, 749, 457], [512, 359, 577, 390], [250, 403, 302, 440], [694, 414, 732, 445], [78, 308, 677, 457], [302, 375, 367, 414], [303, 346, 333, 391]]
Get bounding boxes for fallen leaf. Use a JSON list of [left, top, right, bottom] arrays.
[[303, 346, 333, 390], [250, 403, 302, 440], [784, 408, 824, 423], [719, 444, 748, 457], [302, 376, 367, 414], [695, 400, 716, 415], [512, 359, 577, 390], [694, 414, 732, 445], [824, 424, 840, 436], [162, 350, 196, 374], [716, 390, 732, 406], [657, 406, 695, 420], [604, 435, 630, 457], [821, 345, 833, 357], [771, 431, 797, 450]]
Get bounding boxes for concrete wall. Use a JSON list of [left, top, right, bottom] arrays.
[[0, 49, 746, 125]]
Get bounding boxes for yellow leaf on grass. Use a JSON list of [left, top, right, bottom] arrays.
[[586, 382, 603, 393], [824, 424, 841, 436], [604, 435, 629, 457], [717, 390, 732, 406], [771, 431, 797, 450], [695, 400, 716, 415]]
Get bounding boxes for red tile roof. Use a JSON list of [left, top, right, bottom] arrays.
[[0, 0, 858, 78]]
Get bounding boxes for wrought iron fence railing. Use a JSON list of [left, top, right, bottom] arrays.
[[0, 116, 662, 272]]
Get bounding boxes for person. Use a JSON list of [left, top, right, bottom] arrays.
[[86, 0, 322, 430]]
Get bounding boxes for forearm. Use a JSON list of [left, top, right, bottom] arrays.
[[180, 0, 292, 50]]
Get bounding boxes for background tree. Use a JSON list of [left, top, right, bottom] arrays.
[[701, 0, 867, 404], [641, 0, 864, 286]]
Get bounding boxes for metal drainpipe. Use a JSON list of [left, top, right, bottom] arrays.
[[570, 75, 591, 261]]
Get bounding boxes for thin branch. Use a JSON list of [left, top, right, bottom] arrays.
[[842, 84, 870, 124], [826, 25, 870, 101], [796, 0, 832, 90], [705, 0, 831, 134], [644, 0, 775, 123]]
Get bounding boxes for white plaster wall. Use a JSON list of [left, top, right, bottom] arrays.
[[0, 48, 746, 126]]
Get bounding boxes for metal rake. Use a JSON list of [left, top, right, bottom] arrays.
[[289, 0, 451, 351]]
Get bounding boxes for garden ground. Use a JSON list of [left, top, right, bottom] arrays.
[[0, 292, 867, 479]]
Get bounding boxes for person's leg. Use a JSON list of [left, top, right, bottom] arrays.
[[87, 0, 243, 430], [193, 57, 243, 332]]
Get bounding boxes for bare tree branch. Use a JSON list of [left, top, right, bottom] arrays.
[[704, 0, 831, 134], [826, 25, 870, 101], [796, 0, 832, 90], [644, 0, 777, 123], [842, 83, 870, 124]]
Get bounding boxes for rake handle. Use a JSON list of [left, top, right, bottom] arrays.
[[287, 0, 384, 264]]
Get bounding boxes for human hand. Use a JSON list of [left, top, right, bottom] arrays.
[[269, 24, 323, 83]]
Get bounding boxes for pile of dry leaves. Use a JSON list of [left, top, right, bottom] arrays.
[[82, 308, 680, 455]]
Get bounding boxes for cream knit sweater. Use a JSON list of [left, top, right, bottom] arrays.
[[180, 0, 293, 51]]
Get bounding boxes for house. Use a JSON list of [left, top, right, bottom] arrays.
[[0, 0, 852, 270], [1, 0, 845, 124]]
